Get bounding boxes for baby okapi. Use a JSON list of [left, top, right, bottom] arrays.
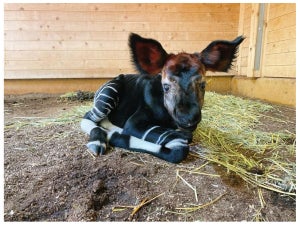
[[81, 33, 244, 163]]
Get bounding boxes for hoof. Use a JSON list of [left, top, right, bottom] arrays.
[[86, 141, 106, 156]]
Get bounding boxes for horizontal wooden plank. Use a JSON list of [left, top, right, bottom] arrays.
[[5, 40, 129, 51], [4, 3, 240, 13], [265, 39, 296, 54], [262, 65, 295, 78], [266, 26, 296, 43], [269, 3, 295, 20], [4, 68, 134, 79], [4, 30, 238, 41], [4, 76, 235, 95], [5, 50, 130, 61], [5, 69, 231, 79], [4, 78, 111, 95], [4, 21, 238, 32], [264, 52, 296, 66], [4, 40, 230, 52], [5, 59, 238, 73], [4, 11, 239, 23], [267, 11, 296, 32], [4, 59, 132, 70], [5, 60, 240, 73], [4, 30, 128, 41]]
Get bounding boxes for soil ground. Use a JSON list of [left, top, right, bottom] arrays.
[[3, 94, 296, 222]]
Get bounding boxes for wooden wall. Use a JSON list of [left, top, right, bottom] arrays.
[[4, 3, 240, 79], [262, 3, 296, 78], [237, 3, 252, 76], [237, 3, 296, 78], [4, 3, 296, 106], [233, 3, 296, 106]]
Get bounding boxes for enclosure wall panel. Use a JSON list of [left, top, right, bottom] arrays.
[[262, 4, 296, 78], [4, 3, 296, 107], [237, 3, 296, 78], [4, 76, 232, 96], [231, 77, 295, 107], [4, 3, 240, 79], [237, 3, 252, 76]]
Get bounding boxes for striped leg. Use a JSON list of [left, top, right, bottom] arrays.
[[100, 119, 162, 154], [128, 125, 191, 163], [100, 119, 188, 163], [118, 112, 192, 163], [137, 126, 193, 147], [80, 76, 124, 156]]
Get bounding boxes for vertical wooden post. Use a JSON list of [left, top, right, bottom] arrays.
[[246, 3, 259, 77], [254, 3, 269, 77], [260, 4, 270, 78], [236, 3, 245, 75], [247, 3, 268, 78]]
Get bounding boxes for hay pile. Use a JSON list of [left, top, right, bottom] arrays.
[[193, 92, 296, 195]]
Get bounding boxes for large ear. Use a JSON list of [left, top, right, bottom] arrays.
[[129, 33, 169, 75], [199, 36, 245, 72]]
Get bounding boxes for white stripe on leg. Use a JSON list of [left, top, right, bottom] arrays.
[[129, 136, 161, 154], [99, 118, 162, 154], [100, 118, 123, 137], [165, 138, 188, 149], [81, 119, 98, 134]]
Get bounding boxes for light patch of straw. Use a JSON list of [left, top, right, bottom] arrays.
[[193, 92, 295, 195], [176, 170, 198, 202], [5, 103, 93, 129], [171, 193, 225, 214]]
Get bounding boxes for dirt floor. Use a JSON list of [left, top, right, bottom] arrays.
[[3, 93, 296, 222]]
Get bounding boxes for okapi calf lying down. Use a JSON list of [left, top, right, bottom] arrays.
[[81, 33, 244, 163]]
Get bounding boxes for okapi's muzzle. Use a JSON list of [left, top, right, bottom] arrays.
[[175, 104, 201, 132]]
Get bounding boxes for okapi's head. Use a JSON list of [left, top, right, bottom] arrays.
[[129, 33, 244, 131]]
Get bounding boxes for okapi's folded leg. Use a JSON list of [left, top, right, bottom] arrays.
[[81, 118, 107, 156], [125, 126, 190, 163], [98, 118, 188, 163], [109, 132, 187, 163], [117, 112, 192, 163], [80, 76, 124, 156]]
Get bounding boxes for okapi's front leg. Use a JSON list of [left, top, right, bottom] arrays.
[[113, 110, 192, 163], [107, 129, 190, 163], [80, 75, 124, 156]]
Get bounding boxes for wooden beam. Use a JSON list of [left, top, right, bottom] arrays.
[[4, 76, 233, 95], [246, 3, 259, 77], [231, 76, 295, 107]]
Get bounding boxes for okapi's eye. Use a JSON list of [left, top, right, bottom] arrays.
[[169, 77, 177, 83], [163, 84, 171, 93]]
